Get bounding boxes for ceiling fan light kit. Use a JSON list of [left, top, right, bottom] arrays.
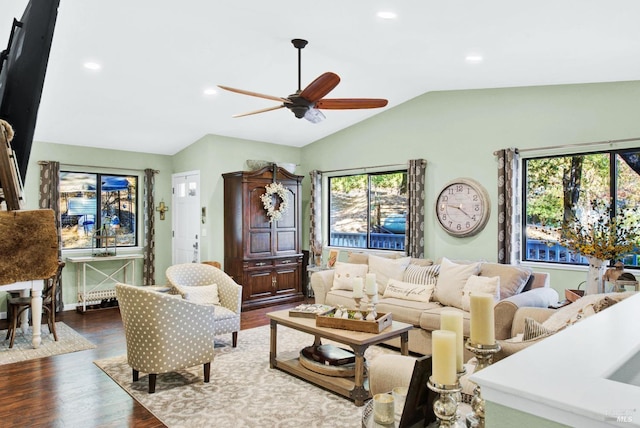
[[218, 39, 388, 123]]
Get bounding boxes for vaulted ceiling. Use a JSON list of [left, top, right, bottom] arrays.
[[3, 0, 640, 155]]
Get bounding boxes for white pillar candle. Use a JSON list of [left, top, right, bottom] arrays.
[[469, 292, 496, 345], [352, 277, 364, 298], [365, 273, 378, 295], [432, 330, 457, 385], [440, 309, 464, 372]]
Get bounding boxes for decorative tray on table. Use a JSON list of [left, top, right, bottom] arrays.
[[288, 303, 335, 318], [315, 309, 392, 333]]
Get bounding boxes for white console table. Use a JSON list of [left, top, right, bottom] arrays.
[[66, 254, 143, 312]]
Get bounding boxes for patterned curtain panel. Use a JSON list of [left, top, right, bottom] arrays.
[[496, 148, 521, 264], [143, 168, 156, 285], [38, 161, 63, 311], [309, 170, 323, 265], [405, 159, 427, 258]]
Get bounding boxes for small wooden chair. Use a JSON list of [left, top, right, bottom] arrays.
[[6, 261, 65, 348]]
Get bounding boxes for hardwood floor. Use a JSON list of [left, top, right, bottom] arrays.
[[0, 300, 306, 427]]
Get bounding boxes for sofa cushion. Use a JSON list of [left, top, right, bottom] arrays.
[[541, 291, 635, 332], [403, 264, 440, 285], [368, 254, 411, 294], [419, 306, 471, 337], [461, 275, 500, 311], [325, 289, 365, 308], [331, 262, 368, 291], [479, 263, 531, 300], [383, 278, 435, 302], [433, 257, 481, 309], [376, 298, 441, 326]]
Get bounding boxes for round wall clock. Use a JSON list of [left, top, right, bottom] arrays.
[[435, 178, 490, 237]]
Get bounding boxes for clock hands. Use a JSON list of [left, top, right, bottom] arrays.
[[446, 203, 472, 219]]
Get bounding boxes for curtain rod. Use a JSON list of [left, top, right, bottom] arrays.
[[320, 163, 406, 174], [38, 161, 159, 174], [494, 137, 640, 156]]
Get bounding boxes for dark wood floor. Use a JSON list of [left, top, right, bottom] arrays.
[[0, 300, 305, 427]]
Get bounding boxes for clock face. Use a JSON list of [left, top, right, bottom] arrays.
[[436, 178, 490, 237]]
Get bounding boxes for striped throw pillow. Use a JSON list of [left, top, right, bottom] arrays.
[[403, 264, 440, 285], [523, 317, 553, 341]]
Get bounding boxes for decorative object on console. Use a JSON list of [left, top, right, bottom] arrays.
[[435, 178, 490, 238], [540, 200, 640, 295], [327, 249, 339, 268]]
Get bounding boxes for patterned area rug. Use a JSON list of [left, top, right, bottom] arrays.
[[0, 322, 96, 365], [95, 324, 399, 427]]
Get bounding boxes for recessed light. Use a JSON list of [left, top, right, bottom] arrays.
[[377, 11, 397, 20], [203, 88, 217, 96], [465, 55, 483, 63], [83, 62, 101, 70]]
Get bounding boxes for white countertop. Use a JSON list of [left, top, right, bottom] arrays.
[[470, 292, 640, 427]]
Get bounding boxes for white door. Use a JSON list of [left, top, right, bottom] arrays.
[[172, 171, 201, 264]]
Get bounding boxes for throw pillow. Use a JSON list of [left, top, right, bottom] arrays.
[[331, 262, 369, 291], [408, 258, 434, 267], [461, 275, 500, 311], [433, 257, 481, 309], [522, 317, 554, 341], [478, 263, 531, 300], [347, 252, 369, 265], [383, 278, 435, 302], [368, 254, 411, 294], [403, 264, 440, 285], [178, 283, 220, 305]]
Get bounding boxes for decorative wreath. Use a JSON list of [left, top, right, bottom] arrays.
[[260, 182, 289, 222]]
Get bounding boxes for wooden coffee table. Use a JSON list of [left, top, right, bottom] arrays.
[[267, 309, 413, 406]]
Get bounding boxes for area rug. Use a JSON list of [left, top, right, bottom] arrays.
[[95, 324, 399, 427], [0, 322, 96, 365]]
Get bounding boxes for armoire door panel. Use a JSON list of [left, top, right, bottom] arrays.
[[276, 230, 296, 252], [275, 267, 299, 294], [249, 231, 272, 255]]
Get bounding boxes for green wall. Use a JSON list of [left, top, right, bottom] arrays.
[[12, 141, 173, 310], [170, 134, 301, 266], [5, 80, 640, 312], [299, 80, 640, 295]]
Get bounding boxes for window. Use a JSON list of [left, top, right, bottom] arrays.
[[60, 172, 138, 250], [523, 149, 640, 267], [328, 171, 407, 250]]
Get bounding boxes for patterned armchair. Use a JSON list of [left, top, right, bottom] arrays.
[[115, 283, 216, 393], [166, 263, 242, 347]]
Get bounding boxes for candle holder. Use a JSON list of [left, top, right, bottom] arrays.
[[365, 292, 377, 321], [426, 376, 466, 428], [464, 341, 501, 428], [352, 296, 363, 319]]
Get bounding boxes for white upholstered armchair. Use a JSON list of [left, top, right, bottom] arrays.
[[166, 263, 242, 347], [115, 282, 216, 393]]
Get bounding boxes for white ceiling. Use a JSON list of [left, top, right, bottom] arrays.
[[3, 1, 640, 156]]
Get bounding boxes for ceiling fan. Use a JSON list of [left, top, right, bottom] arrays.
[[218, 39, 388, 123]]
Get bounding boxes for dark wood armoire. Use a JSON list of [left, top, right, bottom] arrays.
[[223, 165, 305, 310]]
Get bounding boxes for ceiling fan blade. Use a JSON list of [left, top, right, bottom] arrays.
[[315, 98, 388, 110], [232, 105, 285, 118], [299, 72, 340, 103], [218, 85, 292, 104]]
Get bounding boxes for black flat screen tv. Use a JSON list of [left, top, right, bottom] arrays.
[[0, 0, 60, 183]]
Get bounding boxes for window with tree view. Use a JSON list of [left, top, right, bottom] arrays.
[[328, 171, 407, 250], [524, 150, 640, 267], [60, 172, 138, 250]]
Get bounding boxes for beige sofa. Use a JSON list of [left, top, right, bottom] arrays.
[[311, 254, 559, 357]]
